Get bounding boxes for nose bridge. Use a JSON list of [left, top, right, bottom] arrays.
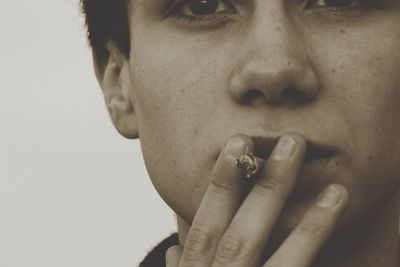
[[228, 2, 319, 105], [248, 0, 298, 54]]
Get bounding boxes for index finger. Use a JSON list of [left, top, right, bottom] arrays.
[[179, 134, 263, 265]]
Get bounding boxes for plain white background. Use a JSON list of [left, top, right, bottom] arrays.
[[0, 0, 177, 266]]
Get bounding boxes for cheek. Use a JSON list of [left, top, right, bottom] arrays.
[[132, 66, 209, 219], [339, 36, 400, 169], [307, 24, 400, 218], [313, 21, 400, 159], [129, 32, 238, 220]]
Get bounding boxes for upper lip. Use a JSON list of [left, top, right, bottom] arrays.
[[251, 135, 336, 161]]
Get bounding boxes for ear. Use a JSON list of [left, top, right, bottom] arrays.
[[94, 43, 138, 139]]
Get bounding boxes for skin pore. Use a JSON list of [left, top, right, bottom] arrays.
[[96, 0, 400, 266]]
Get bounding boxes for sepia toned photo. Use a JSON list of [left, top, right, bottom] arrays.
[[2, 0, 399, 266]]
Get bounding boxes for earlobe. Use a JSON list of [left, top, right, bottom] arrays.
[[96, 44, 139, 139]]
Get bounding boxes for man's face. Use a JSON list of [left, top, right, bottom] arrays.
[[127, 0, 400, 233]]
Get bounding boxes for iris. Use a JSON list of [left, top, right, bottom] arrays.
[[324, 0, 354, 7], [189, 0, 219, 16]]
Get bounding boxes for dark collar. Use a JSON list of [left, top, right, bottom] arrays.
[[139, 233, 179, 267]]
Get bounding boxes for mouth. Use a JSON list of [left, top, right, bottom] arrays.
[[252, 136, 335, 162]]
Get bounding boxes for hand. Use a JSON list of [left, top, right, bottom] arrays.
[[166, 133, 349, 267]]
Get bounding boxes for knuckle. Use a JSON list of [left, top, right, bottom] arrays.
[[215, 231, 249, 264], [253, 178, 283, 197], [210, 173, 234, 193], [257, 178, 281, 191], [217, 155, 237, 176], [215, 157, 233, 177], [267, 155, 293, 169], [210, 159, 240, 193], [297, 221, 322, 240], [183, 224, 215, 261]]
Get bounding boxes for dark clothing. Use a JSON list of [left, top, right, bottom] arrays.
[[139, 233, 179, 267]]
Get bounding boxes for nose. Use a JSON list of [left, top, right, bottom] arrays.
[[228, 9, 319, 105]]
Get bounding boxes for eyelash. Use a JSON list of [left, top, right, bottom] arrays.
[[306, 0, 378, 16], [166, 0, 377, 26], [166, 0, 236, 27]]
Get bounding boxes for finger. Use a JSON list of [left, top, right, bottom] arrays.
[[264, 184, 349, 267], [212, 133, 306, 267], [166, 245, 183, 267], [180, 134, 264, 266]]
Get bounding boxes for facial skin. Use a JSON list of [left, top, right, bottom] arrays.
[[98, 0, 400, 264]]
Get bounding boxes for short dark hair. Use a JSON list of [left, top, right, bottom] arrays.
[[80, 0, 130, 65]]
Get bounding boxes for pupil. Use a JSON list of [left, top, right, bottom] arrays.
[[325, 0, 353, 7], [190, 0, 218, 15]]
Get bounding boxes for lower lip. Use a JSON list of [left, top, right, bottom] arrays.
[[305, 154, 337, 169]]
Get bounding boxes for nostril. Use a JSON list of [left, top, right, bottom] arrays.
[[241, 89, 265, 103], [281, 87, 304, 99]]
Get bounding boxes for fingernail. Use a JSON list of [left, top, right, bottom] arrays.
[[272, 135, 297, 160], [318, 185, 343, 208], [224, 136, 248, 156]]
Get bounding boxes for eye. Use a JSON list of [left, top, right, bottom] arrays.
[[307, 0, 363, 9], [176, 0, 233, 17]]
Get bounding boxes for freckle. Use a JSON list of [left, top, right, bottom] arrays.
[[332, 69, 336, 74], [340, 28, 345, 34], [368, 156, 374, 160], [181, 88, 186, 93]]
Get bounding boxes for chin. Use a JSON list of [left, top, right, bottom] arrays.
[[256, 199, 315, 261], [268, 186, 347, 243]]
